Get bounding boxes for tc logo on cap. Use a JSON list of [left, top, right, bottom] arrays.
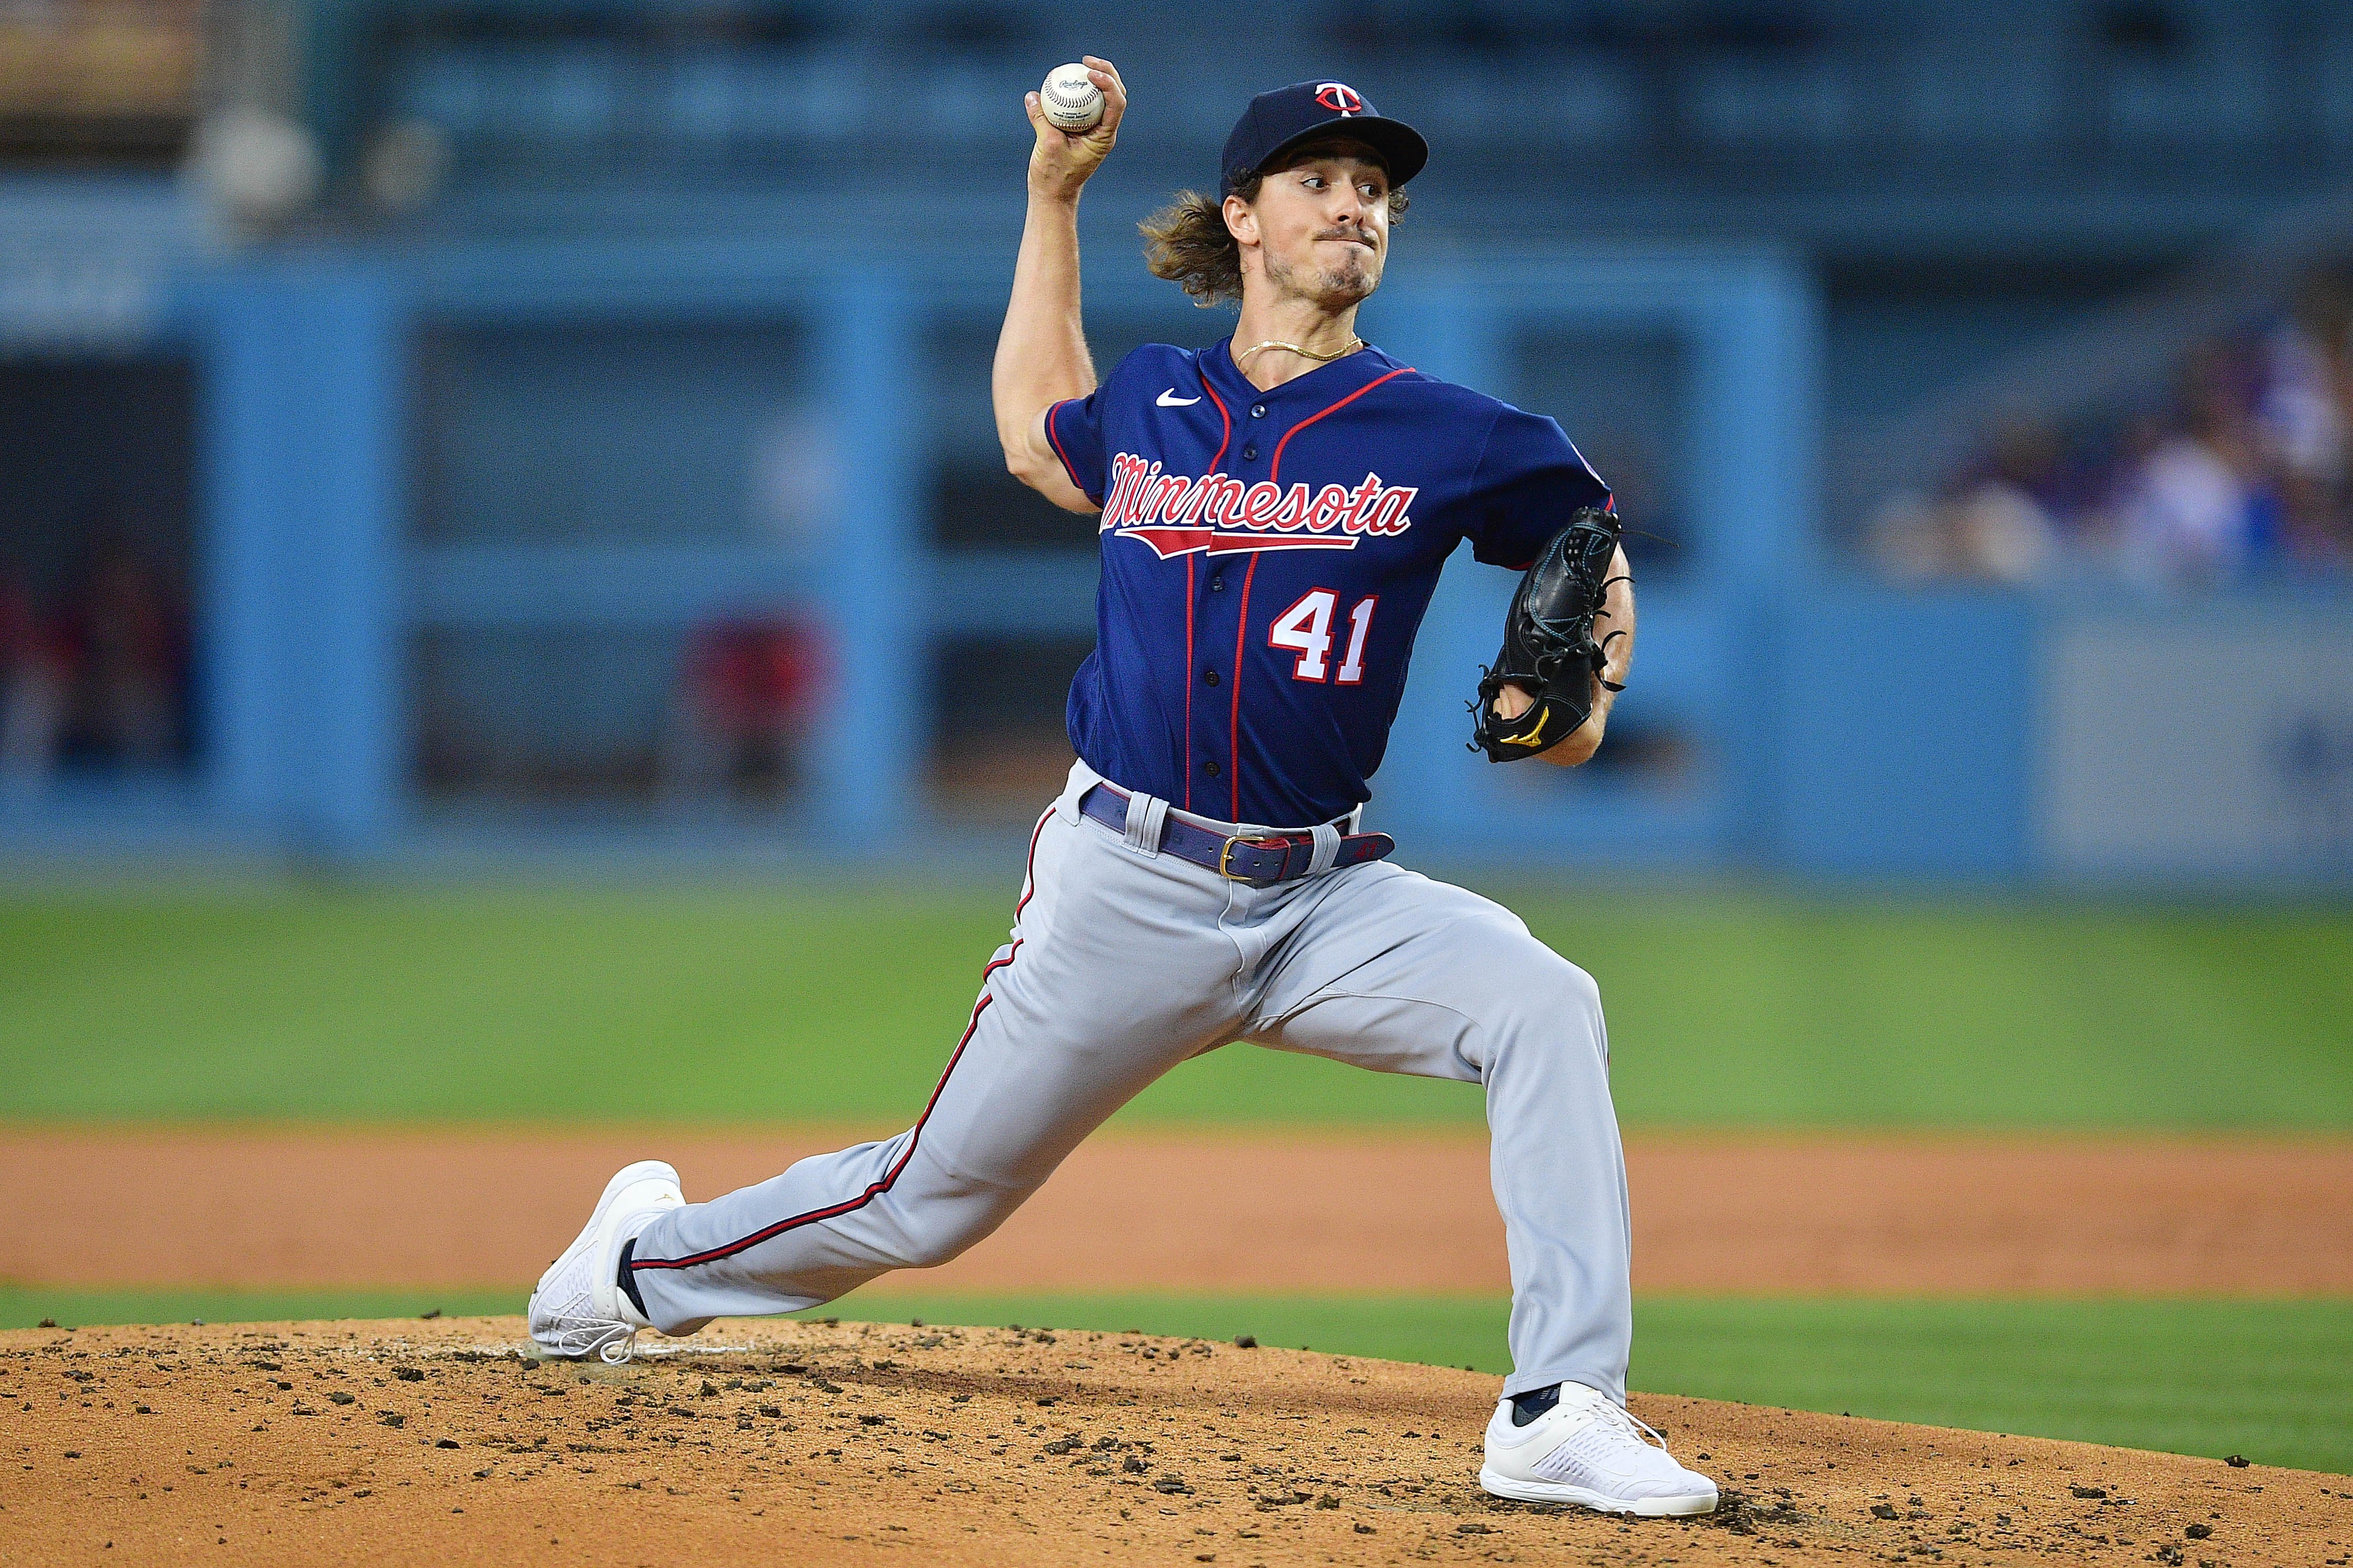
[[1314, 82, 1365, 115]]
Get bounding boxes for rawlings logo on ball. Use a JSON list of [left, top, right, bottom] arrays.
[[1040, 63, 1105, 132]]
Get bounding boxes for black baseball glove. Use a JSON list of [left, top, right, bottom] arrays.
[[1469, 507, 1628, 762]]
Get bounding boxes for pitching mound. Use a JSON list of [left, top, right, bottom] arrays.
[[3, 1318, 2344, 1566]]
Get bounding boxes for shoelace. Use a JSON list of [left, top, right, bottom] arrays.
[[1584, 1396, 1671, 1451]]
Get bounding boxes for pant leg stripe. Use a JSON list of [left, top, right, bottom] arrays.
[[629, 808, 1052, 1275], [1013, 804, 1051, 918], [629, 992, 994, 1272]]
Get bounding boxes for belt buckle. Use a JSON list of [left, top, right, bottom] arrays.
[[1218, 834, 1283, 886]]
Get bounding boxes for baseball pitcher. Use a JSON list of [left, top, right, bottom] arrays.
[[529, 62, 1717, 1517]]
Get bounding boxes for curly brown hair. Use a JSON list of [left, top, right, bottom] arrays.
[[1139, 158, 1410, 308]]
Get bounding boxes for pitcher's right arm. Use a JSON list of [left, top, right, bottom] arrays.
[[995, 56, 1125, 514]]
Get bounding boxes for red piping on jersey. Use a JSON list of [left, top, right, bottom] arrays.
[[1208, 365, 1404, 822], [1269, 367, 1413, 484], [1200, 376, 1232, 469], [1044, 400, 1094, 504], [1191, 372, 1229, 815], [1183, 554, 1195, 812], [631, 807, 1049, 1276], [1229, 553, 1258, 821]]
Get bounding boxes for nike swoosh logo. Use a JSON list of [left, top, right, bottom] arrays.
[[1157, 388, 1201, 406]]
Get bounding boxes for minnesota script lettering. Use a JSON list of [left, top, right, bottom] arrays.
[[1099, 452, 1418, 558]]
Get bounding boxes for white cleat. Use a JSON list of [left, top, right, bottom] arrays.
[[525, 1160, 683, 1364], [1479, 1383, 1720, 1516]]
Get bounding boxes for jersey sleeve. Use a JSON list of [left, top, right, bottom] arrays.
[[1049, 346, 1158, 504], [1460, 404, 1613, 570], [1044, 347, 1171, 508], [1043, 392, 1105, 506]]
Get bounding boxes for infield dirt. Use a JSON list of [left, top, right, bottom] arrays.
[[4, 1317, 2346, 1567], [6, 1127, 2348, 1296]]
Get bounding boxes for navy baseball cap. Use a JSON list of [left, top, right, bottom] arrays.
[[1219, 80, 1429, 198]]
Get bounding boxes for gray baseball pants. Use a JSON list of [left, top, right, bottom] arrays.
[[626, 760, 1635, 1402]]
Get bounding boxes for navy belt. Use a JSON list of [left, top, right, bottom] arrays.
[[1078, 784, 1395, 887]]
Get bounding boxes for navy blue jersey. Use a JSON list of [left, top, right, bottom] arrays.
[[1047, 337, 1609, 826]]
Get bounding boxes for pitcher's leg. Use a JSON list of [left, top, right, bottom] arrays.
[[1248, 867, 1633, 1402], [1475, 950, 1633, 1403], [626, 805, 1246, 1335], [628, 984, 1113, 1331]]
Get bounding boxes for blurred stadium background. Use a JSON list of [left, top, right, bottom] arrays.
[[1, 0, 2348, 1475]]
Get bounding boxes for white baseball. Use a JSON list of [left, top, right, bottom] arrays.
[[1040, 63, 1104, 133]]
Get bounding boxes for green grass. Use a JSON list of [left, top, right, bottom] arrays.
[[5, 1286, 2344, 1474], [1628, 1297, 2353, 1477], [2, 886, 2349, 1127], [813, 1294, 2353, 1474], [0, 1286, 519, 1330]]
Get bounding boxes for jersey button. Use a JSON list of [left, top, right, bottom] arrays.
[[1203, 761, 1222, 778], [1203, 668, 1220, 686], [1242, 443, 1258, 460], [1250, 403, 1267, 419], [1209, 574, 1225, 592]]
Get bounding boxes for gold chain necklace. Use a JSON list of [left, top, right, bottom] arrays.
[[1235, 336, 1363, 366]]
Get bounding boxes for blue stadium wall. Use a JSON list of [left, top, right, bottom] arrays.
[[3, 193, 2346, 886]]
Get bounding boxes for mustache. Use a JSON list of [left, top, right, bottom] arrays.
[[1317, 224, 1377, 248]]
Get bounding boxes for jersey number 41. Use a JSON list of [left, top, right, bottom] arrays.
[[1270, 589, 1377, 684]]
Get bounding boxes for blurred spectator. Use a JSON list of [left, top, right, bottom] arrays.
[[661, 615, 827, 806], [1872, 264, 2353, 588], [2118, 349, 2277, 588], [2255, 276, 2348, 488], [1951, 418, 2065, 582], [56, 532, 186, 770], [2261, 272, 2353, 571], [1867, 417, 2062, 584], [0, 563, 69, 796]]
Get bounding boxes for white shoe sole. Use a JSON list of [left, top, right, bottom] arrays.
[[1478, 1466, 1719, 1517], [525, 1159, 678, 1357]]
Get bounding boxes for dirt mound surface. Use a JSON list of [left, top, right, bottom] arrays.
[[4, 1318, 2346, 1566]]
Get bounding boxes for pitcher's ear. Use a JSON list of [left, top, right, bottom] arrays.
[[1222, 192, 1257, 245]]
